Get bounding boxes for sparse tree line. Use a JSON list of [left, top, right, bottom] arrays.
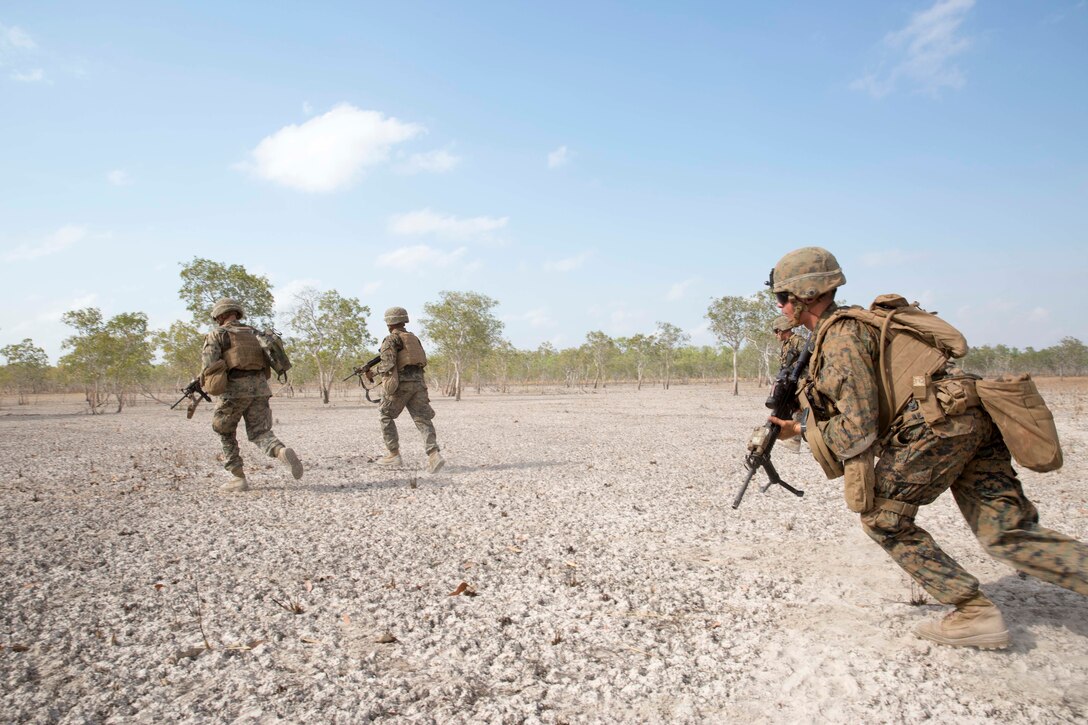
[[2, 257, 1087, 411]]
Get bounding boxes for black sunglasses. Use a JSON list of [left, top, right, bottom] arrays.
[[767, 268, 790, 304]]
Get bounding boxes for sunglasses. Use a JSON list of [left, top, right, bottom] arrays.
[[774, 290, 790, 305]]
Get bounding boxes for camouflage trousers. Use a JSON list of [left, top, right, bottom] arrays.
[[379, 379, 439, 455], [211, 394, 284, 473], [862, 407, 1088, 605]]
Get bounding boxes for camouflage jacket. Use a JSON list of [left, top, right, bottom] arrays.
[[377, 331, 425, 381], [201, 321, 272, 398], [779, 333, 806, 370], [802, 302, 880, 460]]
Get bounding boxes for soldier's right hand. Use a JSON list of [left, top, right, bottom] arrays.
[[769, 416, 802, 439]]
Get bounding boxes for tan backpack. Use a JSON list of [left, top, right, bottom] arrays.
[[976, 373, 1062, 472], [811, 294, 968, 436], [812, 295, 1062, 473]]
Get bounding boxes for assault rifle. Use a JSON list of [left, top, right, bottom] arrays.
[[343, 354, 383, 403], [171, 379, 211, 419], [732, 341, 812, 509]]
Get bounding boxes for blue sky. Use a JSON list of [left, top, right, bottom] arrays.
[[1, 0, 1086, 361]]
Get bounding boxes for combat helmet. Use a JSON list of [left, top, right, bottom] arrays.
[[211, 298, 245, 322], [384, 306, 409, 325], [770, 247, 846, 300], [772, 315, 794, 333]]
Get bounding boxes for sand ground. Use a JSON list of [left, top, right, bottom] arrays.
[[1, 382, 1087, 723]]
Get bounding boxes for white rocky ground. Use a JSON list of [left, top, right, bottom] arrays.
[[1, 381, 1087, 724]]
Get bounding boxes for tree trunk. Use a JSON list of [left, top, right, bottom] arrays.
[[732, 349, 740, 396]]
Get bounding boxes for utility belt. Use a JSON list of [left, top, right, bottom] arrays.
[[228, 368, 265, 379], [912, 374, 981, 436], [398, 364, 424, 379], [804, 375, 985, 516]]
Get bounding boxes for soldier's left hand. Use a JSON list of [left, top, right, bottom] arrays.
[[365, 370, 374, 382]]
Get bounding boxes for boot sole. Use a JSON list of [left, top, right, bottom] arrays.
[[916, 628, 1010, 650], [281, 448, 304, 480], [428, 459, 445, 474], [376, 459, 403, 467]]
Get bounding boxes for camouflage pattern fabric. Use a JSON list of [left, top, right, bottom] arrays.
[[805, 303, 881, 460], [203, 323, 281, 472], [212, 393, 284, 472], [864, 407, 1088, 604], [807, 302, 1088, 606], [202, 322, 272, 398], [779, 333, 806, 370], [379, 377, 439, 455], [376, 331, 401, 377]]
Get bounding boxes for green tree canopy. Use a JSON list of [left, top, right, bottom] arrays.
[[707, 294, 761, 395], [178, 257, 275, 328], [153, 320, 204, 380], [420, 291, 503, 401], [60, 308, 153, 413], [1, 338, 50, 403], [655, 321, 690, 390], [285, 287, 375, 404], [583, 330, 616, 389]]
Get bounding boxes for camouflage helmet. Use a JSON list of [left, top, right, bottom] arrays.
[[211, 297, 245, 321], [772, 315, 794, 333], [770, 247, 846, 299], [384, 306, 409, 325]]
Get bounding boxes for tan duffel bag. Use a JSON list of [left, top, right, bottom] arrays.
[[975, 373, 1062, 472]]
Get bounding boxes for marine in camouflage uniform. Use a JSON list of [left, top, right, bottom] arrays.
[[773, 314, 805, 371], [769, 247, 1088, 649], [370, 307, 444, 474], [201, 298, 303, 492], [773, 314, 806, 452]]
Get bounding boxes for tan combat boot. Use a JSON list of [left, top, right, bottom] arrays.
[[221, 467, 249, 493], [277, 447, 304, 480], [376, 450, 403, 467], [427, 450, 445, 474], [915, 594, 1010, 649]]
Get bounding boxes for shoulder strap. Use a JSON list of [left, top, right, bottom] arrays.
[[810, 307, 896, 435]]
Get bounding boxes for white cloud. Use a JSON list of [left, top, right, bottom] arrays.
[[242, 103, 423, 192], [1, 22, 36, 50], [388, 209, 508, 240], [851, 0, 975, 98], [396, 149, 462, 175], [302, 100, 313, 116], [361, 281, 383, 296], [106, 169, 130, 186], [505, 308, 557, 329], [687, 321, 715, 346], [666, 278, 697, 301], [273, 278, 322, 316], [3, 225, 88, 262], [547, 145, 571, 169], [9, 292, 98, 332], [11, 68, 44, 83], [544, 251, 591, 272], [375, 244, 467, 271]]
